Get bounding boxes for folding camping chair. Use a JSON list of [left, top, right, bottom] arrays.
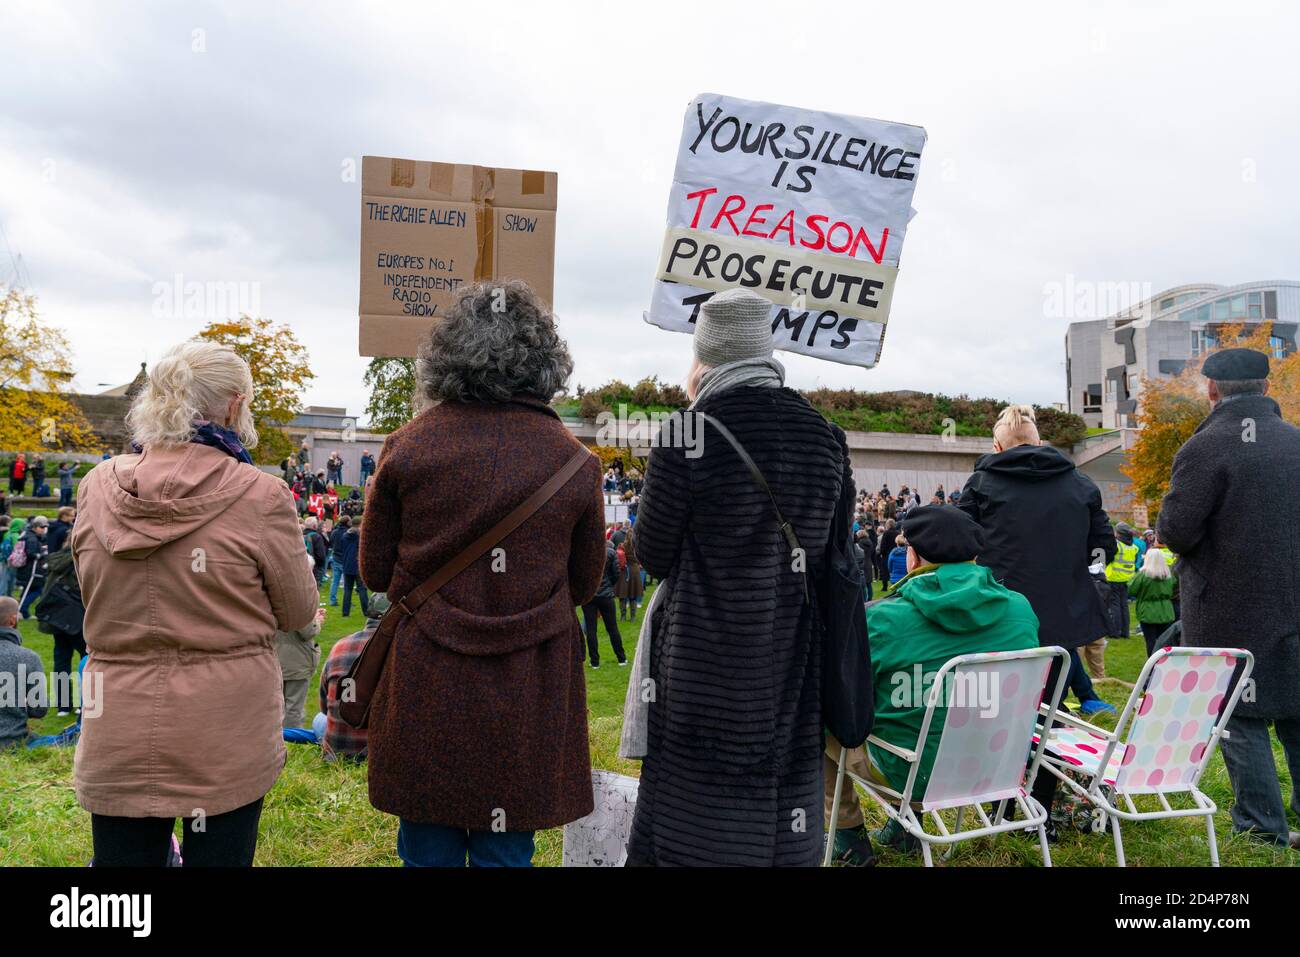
[[824, 646, 1069, 867], [1036, 646, 1253, 867]]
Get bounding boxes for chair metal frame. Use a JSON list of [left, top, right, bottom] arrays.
[[824, 645, 1070, 867]]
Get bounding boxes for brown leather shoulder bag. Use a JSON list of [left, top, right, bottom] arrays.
[[338, 445, 593, 729]]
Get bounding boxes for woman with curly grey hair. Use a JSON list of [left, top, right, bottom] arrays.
[[360, 280, 606, 867]]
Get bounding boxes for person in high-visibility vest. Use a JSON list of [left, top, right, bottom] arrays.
[[1106, 528, 1140, 583]]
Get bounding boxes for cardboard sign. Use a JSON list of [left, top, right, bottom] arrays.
[[358, 156, 557, 357], [644, 93, 926, 368]]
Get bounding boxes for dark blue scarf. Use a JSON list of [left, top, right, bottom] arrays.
[[132, 420, 253, 465], [190, 420, 254, 465]]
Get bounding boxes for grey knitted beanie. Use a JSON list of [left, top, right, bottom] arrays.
[[693, 289, 775, 365]]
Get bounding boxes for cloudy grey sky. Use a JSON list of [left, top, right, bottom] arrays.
[[2, 0, 1297, 421]]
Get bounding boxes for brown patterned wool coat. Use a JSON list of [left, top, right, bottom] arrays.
[[361, 398, 605, 830]]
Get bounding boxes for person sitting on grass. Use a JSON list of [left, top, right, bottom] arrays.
[[0, 596, 48, 749], [824, 505, 1039, 864], [314, 593, 389, 761], [1128, 547, 1178, 658]]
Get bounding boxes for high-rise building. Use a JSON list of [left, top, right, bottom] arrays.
[[1065, 281, 1300, 429]]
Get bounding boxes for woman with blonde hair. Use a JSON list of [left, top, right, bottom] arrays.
[[71, 340, 318, 866], [992, 403, 1040, 451], [1128, 547, 1178, 656]]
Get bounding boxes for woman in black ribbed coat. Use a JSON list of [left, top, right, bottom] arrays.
[[627, 382, 852, 866]]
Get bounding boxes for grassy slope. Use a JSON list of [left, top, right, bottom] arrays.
[[1, 580, 1294, 867]]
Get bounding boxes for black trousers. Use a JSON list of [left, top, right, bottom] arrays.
[[580, 595, 625, 665], [52, 630, 87, 711], [1140, 621, 1177, 658], [91, 797, 264, 867], [1104, 581, 1130, 637], [342, 573, 369, 617]]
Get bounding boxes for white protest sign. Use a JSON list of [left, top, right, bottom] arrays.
[[644, 92, 926, 368], [562, 771, 639, 867]]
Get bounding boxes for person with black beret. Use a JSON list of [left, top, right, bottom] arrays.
[[823, 504, 1040, 862], [1158, 347, 1300, 849]]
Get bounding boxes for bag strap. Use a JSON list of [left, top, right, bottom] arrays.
[[696, 412, 808, 603], [391, 445, 593, 619]]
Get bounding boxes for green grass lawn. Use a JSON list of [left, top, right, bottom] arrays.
[[1, 577, 1295, 867]]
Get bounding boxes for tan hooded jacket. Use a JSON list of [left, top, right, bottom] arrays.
[[71, 443, 318, 818]]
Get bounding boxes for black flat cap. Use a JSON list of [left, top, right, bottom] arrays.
[[1202, 347, 1270, 381], [902, 505, 985, 564]]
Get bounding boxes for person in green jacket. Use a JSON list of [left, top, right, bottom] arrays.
[[824, 505, 1039, 862], [1127, 548, 1178, 657]]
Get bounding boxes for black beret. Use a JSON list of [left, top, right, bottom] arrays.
[[901, 505, 985, 564], [1202, 347, 1270, 381]]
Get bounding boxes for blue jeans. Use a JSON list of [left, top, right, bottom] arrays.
[[328, 560, 344, 604], [1217, 714, 1300, 844], [342, 574, 368, 617], [1067, 648, 1099, 703], [19, 578, 42, 617], [396, 820, 535, 867]]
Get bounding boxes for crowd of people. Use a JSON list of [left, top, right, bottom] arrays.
[[0, 280, 1296, 868]]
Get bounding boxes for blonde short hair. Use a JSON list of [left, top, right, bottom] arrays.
[[993, 404, 1040, 449], [127, 341, 256, 448]]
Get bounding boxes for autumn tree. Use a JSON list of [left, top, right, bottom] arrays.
[[0, 288, 98, 453], [362, 357, 417, 433], [195, 315, 314, 465], [1122, 321, 1299, 519]]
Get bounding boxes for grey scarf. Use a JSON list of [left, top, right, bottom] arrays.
[[689, 356, 785, 408]]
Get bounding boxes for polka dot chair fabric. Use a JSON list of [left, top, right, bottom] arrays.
[[1040, 649, 1246, 796], [922, 652, 1060, 812], [1033, 725, 1125, 786], [1035, 647, 1252, 867], [1113, 650, 1244, 794]]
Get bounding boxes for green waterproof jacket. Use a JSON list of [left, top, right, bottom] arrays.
[[867, 562, 1040, 795], [1126, 571, 1177, 625]]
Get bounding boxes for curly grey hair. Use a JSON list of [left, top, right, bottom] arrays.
[[416, 280, 573, 404]]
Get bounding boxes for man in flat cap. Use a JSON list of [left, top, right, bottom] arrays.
[[823, 505, 1039, 862], [1158, 347, 1300, 849]]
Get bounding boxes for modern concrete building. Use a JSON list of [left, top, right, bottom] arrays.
[[1065, 280, 1300, 429]]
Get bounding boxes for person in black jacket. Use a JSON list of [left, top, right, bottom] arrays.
[[46, 506, 75, 554], [17, 516, 49, 618], [957, 406, 1116, 697], [627, 289, 852, 867], [35, 545, 86, 715], [579, 538, 626, 668], [958, 404, 1118, 830], [328, 515, 352, 606], [875, 518, 896, 586], [303, 517, 328, 586], [338, 520, 368, 618]]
